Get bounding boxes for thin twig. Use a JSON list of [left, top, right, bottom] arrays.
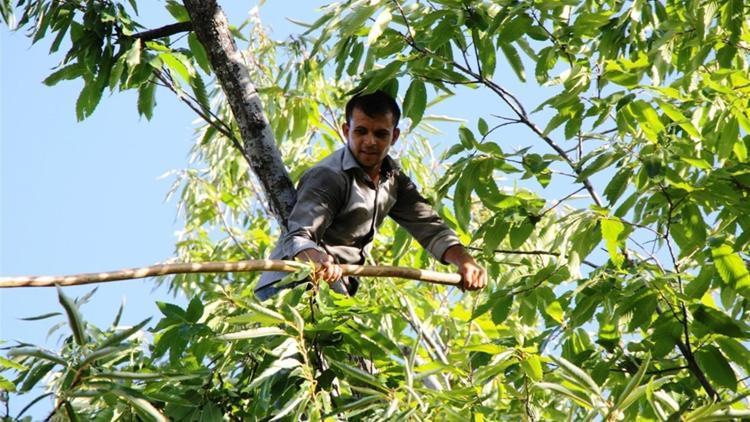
[[390, 4, 604, 207], [130, 21, 192, 41], [212, 200, 254, 259], [466, 246, 598, 269], [540, 187, 587, 216]]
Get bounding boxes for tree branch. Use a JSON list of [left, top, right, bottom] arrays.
[[0, 260, 462, 288], [183, 0, 297, 229], [466, 246, 598, 268], [390, 1, 604, 207], [130, 21, 192, 41]]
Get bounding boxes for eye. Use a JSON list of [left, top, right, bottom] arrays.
[[374, 130, 389, 139], [355, 128, 367, 135]]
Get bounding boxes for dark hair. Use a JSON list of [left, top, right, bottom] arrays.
[[345, 90, 401, 128]]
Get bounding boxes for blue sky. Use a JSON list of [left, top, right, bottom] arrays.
[[0, 2, 331, 417], [0, 1, 566, 417]]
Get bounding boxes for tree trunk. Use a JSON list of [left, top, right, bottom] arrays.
[[182, 0, 296, 229]]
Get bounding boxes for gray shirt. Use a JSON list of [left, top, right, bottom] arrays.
[[255, 146, 460, 295]]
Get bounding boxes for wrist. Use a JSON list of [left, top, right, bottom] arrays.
[[442, 244, 473, 267]]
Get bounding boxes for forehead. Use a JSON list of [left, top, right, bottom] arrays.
[[350, 107, 396, 128]]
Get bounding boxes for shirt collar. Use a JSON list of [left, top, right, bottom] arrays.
[[341, 146, 400, 179]]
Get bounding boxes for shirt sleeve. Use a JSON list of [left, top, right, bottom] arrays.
[[388, 172, 461, 263], [281, 166, 347, 259]]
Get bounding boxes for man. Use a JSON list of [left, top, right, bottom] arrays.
[[255, 90, 486, 300]]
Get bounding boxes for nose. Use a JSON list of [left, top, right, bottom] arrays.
[[363, 134, 375, 146]]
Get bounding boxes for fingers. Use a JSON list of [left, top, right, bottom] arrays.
[[315, 254, 343, 283], [461, 263, 487, 291]]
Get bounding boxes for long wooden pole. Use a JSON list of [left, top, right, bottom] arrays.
[[0, 260, 462, 288]]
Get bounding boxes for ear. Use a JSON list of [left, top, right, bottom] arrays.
[[391, 127, 401, 145], [342, 121, 350, 140]]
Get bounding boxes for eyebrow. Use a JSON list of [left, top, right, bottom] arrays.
[[355, 126, 390, 133]]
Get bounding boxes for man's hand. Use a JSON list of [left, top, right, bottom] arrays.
[[442, 245, 487, 291], [295, 248, 342, 283]]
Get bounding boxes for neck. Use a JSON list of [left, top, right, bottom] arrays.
[[367, 167, 380, 184]]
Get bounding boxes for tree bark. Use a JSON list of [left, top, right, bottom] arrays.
[[0, 260, 462, 288], [182, 0, 296, 229]]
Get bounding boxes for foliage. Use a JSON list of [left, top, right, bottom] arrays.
[[3, 0, 750, 420]]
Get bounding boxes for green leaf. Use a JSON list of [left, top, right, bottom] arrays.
[[685, 267, 713, 299], [491, 295, 513, 324], [656, 99, 699, 139], [185, 297, 204, 323], [509, 220, 534, 249], [533, 382, 593, 408], [216, 327, 286, 341], [80, 345, 131, 367], [499, 42, 525, 82], [453, 161, 477, 231], [199, 402, 223, 422], [8, 347, 67, 366], [478, 118, 489, 136], [613, 353, 651, 412], [137, 80, 156, 120], [270, 388, 308, 421], [671, 203, 706, 253], [715, 337, 750, 374], [521, 354, 544, 381], [248, 358, 301, 389], [0, 356, 27, 371], [367, 9, 391, 45], [339, 4, 377, 36], [114, 388, 169, 422], [57, 286, 86, 345], [619, 377, 672, 412], [403, 79, 427, 128], [43, 63, 84, 86], [188, 33, 211, 74], [579, 151, 619, 180], [160, 52, 194, 82], [717, 117, 739, 161], [20, 312, 62, 321], [695, 345, 737, 391], [549, 355, 603, 398], [477, 33, 496, 78], [126, 39, 142, 68], [604, 168, 630, 205], [98, 317, 151, 349], [94, 371, 205, 381], [600, 217, 625, 268], [482, 217, 509, 254], [156, 301, 187, 321], [458, 126, 476, 148], [711, 243, 750, 295], [0, 375, 15, 392], [20, 362, 55, 392], [190, 73, 210, 115], [227, 303, 287, 325], [692, 305, 747, 338], [165, 0, 190, 22], [75, 81, 104, 121], [64, 401, 80, 422], [545, 301, 564, 324], [330, 360, 386, 391]]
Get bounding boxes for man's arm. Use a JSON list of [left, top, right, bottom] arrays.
[[281, 166, 345, 261], [388, 173, 487, 291], [280, 166, 347, 283], [441, 244, 487, 291]]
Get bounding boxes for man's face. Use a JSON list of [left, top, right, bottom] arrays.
[[343, 107, 400, 175]]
